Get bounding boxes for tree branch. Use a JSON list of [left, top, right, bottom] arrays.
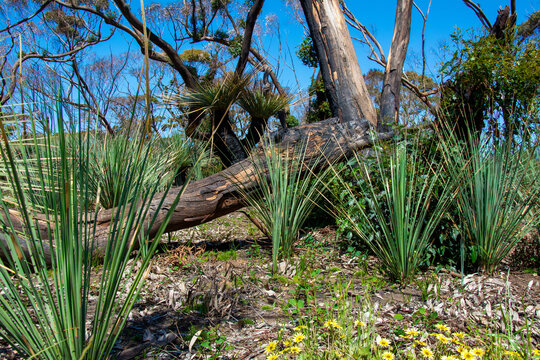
[[462, 0, 492, 30], [0, 0, 53, 33], [234, 0, 265, 76]]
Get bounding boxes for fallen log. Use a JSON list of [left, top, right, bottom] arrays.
[[1, 117, 393, 265]]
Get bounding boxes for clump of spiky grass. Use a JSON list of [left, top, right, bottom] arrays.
[[438, 129, 539, 273], [232, 137, 329, 274], [331, 134, 455, 283], [0, 107, 184, 359], [237, 87, 290, 120]]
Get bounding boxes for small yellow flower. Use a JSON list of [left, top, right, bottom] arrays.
[[400, 335, 412, 339], [472, 348, 485, 357], [289, 346, 301, 354], [533, 348, 540, 356], [452, 332, 466, 339], [382, 352, 395, 360], [415, 340, 427, 346], [265, 341, 277, 353], [456, 346, 467, 354], [435, 324, 450, 332], [267, 355, 278, 360], [377, 337, 391, 348], [461, 351, 475, 360], [437, 334, 450, 344], [421, 347, 434, 359], [294, 325, 307, 331], [324, 320, 333, 328], [355, 320, 366, 327], [324, 319, 342, 330], [406, 328, 420, 336], [293, 333, 304, 343], [504, 350, 519, 357], [280, 347, 290, 354], [283, 340, 291, 347]]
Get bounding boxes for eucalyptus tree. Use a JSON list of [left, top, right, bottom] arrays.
[[1, 0, 290, 154]]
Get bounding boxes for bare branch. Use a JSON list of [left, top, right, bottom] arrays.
[[112, 0, 197, 88], [234, 0, 265, 76], [71, 59, 115, 134], [0, 36, 108, 105], [341, 1, 386, 64], [0, 1, 53, 33], [462, 0, 492, 30], [413, 0, 432, 87], [401, 77, 438, 116]]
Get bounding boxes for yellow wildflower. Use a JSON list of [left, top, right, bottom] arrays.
[[437, 334, 450, 344], [267, 355, 278, 360], [324, 319, 342, 330], [293, 333, 304, 343], [355, 320, 366, 327], [461, 351, 475, 360], [265, 341, 277, 354], [533, 348, 540, 356], [294, 325, 307, 331], [415, 340, 427, 347], [421, 347, 434, 359], [283, 340, 291, 347], [452, 332, 466, 339], [472, 348, 485, 357], [406, 328, 420, 336], [377, 337, 391, 348], [435, 324, 450, 332], [289, 346, 301, 354], [382, 352, 395, 360]]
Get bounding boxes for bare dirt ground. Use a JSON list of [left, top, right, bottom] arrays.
[[1, 212, 538, 359]]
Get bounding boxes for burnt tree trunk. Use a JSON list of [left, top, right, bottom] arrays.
[[1, 118, 393, 266], [299, 0, 377, 126], [379, 0, 413, 126]]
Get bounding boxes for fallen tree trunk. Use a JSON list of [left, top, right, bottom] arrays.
[[1, 118, 393, 265]]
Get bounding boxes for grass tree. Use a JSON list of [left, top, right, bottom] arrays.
[[178, 73, 253, 166], [237, 86, 290, 148]]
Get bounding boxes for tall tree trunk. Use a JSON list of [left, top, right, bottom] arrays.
[[299, 0, 377, 126], [1, 119, 393, 266], [380, 0, 413, 126]]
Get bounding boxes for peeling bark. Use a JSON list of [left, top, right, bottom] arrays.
[[299, 0, 377, 126], [380, 0, 413, 126]]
